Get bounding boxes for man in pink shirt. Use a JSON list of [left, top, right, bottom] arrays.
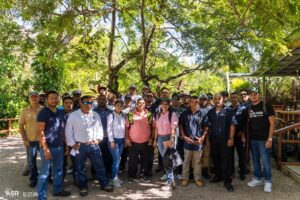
[[125, 98, 154, 183]]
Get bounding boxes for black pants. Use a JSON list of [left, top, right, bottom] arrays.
[[91, 137, 112, 176], [232, 135, 246, 176], [211, 138, 233, 183], [176, 138, 184, 174], [128, 142, 150, 179], [120, 147, 128, 170]]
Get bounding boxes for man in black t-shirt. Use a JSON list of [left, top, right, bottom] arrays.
[[245, 87, 275, 193]]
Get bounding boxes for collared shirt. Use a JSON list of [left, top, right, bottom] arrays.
[[93, 107, 113, 137], [19, 106, 43, 141], [125, 110, 153, 143], [65, 109, 103, 146], [207, 106, 237, 140], [37, 107, 65, 147], [108, 112, 126, 142], [155, 111, 178, 136], [199, 106, 210, 115], [179, 109, 209, 151], [230, 104, 246, 134]]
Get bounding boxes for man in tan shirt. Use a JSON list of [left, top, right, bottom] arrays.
[[19, 92, 43, 188]]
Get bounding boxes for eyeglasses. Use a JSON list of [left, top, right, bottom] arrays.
[[82, 101, 93, 105], [240, 93, 247, 96]]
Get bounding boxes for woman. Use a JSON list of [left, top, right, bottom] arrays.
[[153, 98, 178, 189], [108, 100, 126, 188]]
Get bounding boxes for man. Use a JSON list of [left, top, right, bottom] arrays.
[[72, 90, 81, 110], [36, 90, 71, 199], [66, 95, 113, 196], [107, 92, 116, 111], [142, 85, 150, 99], [229, 92, 246, 180], [19, 92, 43, 187], [39, 93, 46, 106], [97, 85, 107, 96], [207, 94, 236, 192], [240, 89, 251, 106], [246, 87, 275, 193], [122, 94, 132, 115], [179, 96, 209, 187], [94, 94, 113, 175], [198, 94, 211, 179], [221, 91, 232, 107], [122, 85, 141, 109], [180, 92, 191, 111], [206, 93, 214, 109]]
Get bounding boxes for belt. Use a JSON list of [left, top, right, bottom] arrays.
[[76, 140, 98, 145]]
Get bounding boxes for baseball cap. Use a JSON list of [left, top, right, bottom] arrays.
[[30, 91, 39, 96], [129, 84, 136, 89], [72, 90, 81, 96], [171, 93, 180, 101], [250, 87, 260, 93], [199, 94, 208, 100]]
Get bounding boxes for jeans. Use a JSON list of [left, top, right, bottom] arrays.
[[27, 141, 40, 183], [128, 142, 150, 178], [108, 138, 125, 179], [37, 146, 64, 200], [251, 140, 272, 183], [157, 135, 174, 183], [76, 143, 108, 189]]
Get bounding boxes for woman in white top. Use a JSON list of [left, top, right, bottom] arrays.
[[108, 100, 126, 188]]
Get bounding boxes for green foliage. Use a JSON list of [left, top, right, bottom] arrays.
[[231, 78, 251, 92]]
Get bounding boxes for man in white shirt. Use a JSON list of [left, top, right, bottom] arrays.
[[66, 95, 113, 196]]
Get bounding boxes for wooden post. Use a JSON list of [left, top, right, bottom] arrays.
[[278, 132, 282, 170]]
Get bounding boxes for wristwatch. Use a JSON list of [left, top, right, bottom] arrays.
[[268, 137, 273, 142]]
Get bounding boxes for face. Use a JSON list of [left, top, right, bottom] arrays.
[[80, 98, 93, 113], [63, 99, 73, 112], [129, 87, 136, 95], [124, 98, 132, 106], [213, 95, 223, 108], [115, 103, 123, 113], [172, 99, 180, 107], [182, 95, 190, 104], [230, 94, 239, 105], [47, 93, 59, 108], [99, 89, 107, 96], [189, 98, 199, 110], [199, 98, 207, 107], [136, 99, 145, 111], [240, 91, 249, 102], [29, 95, 40, 105], [250, 92, 260, 103], [73, 94, 81, 103], [97, 95, 107, 107], [142, 88, 149, 94], [160, 89, 169, 98], [146, 93, 154, 103], [160, 101, 170, 111]]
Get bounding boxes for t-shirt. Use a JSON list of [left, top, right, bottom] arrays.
[[247, 101, 275, 141], [37, 107, 65, 147]]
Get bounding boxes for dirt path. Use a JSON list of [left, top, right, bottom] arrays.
[[0, 136, 299, 200]]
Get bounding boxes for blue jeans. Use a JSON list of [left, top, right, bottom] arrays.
[[27, 141, 40, 183], [37, 146, 64, 200], [108, 138, 125, 179], [157, 134, 174, 183], [76, 143, 108, 189], [251, 140, 272, 183]]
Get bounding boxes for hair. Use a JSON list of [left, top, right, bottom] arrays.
[[63, 96, 73, 103], [45, 90, 59, 98], [230, 91, 238, 96], [160, 98, 171, 105], [115, 100, 124, 106], [191, 95, 199, 100], [136, 98, 145, 103], [240, 88, 249, 94], [160, 87, 169, 92], [81, 95, 93, 102], [213, 93, 223, 99], [146, 91, 154, 96]]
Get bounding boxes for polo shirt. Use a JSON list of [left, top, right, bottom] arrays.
[[37, 107, 65, 147], [93, 107, 113, 137]]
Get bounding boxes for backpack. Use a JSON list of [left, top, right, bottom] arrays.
[[128, 110, 153, 127]]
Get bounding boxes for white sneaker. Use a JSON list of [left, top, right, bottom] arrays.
[[160, 174, 167, 181], [113, 179, 122, 188], [264, 182, 272, 193], [177, 174, 183, 180], [247, 178, 263, 187], [117, 178, 124, 184]]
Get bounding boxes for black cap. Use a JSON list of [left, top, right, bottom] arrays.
[[72, 90, 81, 95]]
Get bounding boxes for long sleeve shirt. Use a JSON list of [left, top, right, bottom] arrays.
[[66, 109, 103, 146], [108, 112, 126, 142]]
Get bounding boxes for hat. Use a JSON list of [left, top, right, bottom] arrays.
[[142, 85, 149, 89], [206, 93, 213, 100], [72, 90, 81, 96], [129, 84, 136, 89], [30, 91, 39, 96], [199, 94, 208, 100], [221, 91, 229, 97], [125, 94, 132, 99], [250, 87, 260, 93], [171, 93, 180, 101], [181, 92, 190, 97]]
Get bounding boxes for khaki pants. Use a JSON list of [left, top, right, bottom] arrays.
[[202, 137, 210, 168], [182, 149, 203, 180]]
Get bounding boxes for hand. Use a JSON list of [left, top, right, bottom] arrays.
[[163, 140, 174, 149], [265, 140, 272, 148], [237, 132, 243, 138], [126, 138, 132, 147], [93, 140, 100, 145], [195, 137, 204, 145], [184, 136, 194, 144], [73, 143, 80, 150], [153, 141, 157, 148], [148, 138, 153, 146], [227, 138, 234, 147], [23, 140, 30, 148], [110, 141, 116, 149], [44, 148, 51, 160], [64, 146, 70, 156]]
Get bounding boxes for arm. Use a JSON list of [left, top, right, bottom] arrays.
[[65, 114, 77, 149], [19, 110, 29, 148], [107, 113, 114, 142], [38, 122, 51, 160], [180, 125, 193, 144], [125, 117, 131, 147], [227, 124, 235, 147], [266, 116, 275, 148]]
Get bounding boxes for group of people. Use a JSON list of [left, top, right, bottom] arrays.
[[18, 84, 275, 200]]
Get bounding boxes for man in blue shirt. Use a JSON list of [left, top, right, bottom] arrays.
[[207, 93, 236, 192], [179, 96, 209, 187], [36, 90, 71, 200], [93, 94, 113, 176]]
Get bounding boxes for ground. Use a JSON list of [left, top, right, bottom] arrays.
[[0, 136, 299, 200]]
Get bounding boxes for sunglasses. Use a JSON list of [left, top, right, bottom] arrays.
[[82, 101, 93, 105], [240, 93, 247, 96]]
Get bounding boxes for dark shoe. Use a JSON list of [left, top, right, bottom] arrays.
[[80, 189, 88, 196], [101, 185, 114, 192], [29, 181, 37, 188], [53, 190, 71, 197], [128, 178, 135, 184], [239, 175, 246, 181], [22, 169, 30, 176], [210, 176, 222, 183], [224, 182, 234, 192], [142, 176, 151, 183], [202, 168, 211, 179], [245, 168, 250, 174]]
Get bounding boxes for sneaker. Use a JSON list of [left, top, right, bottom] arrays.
[[80, 189, 88, 196], [53, 190, 71, 197], [160, 174, 167, 181], [142, 176, 151, 183], [29, 181, 37, 188], [113, 179, 122, 188], [177, 174, 183, 180], [181, 180, 189, 186], [117, 178, 124, 184], [194, 179, 203, 187], [101, 185, 114, 192], [247, 178, 263, 187], [264, 182, 272, 193]]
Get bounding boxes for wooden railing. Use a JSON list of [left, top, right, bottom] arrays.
[[274, 122, 300, 170], [0, 118, 18, 136]]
